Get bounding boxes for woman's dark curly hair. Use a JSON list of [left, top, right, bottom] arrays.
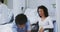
[[37, 5, 49, 17]]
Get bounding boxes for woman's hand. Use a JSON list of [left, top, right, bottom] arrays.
[[39, 27, 44, 32]]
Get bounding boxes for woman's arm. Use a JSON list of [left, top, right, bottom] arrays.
[[39, 27, 44, 32]]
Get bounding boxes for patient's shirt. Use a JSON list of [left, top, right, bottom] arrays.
[[12, 21, 31, 32], [38, 16, 54, 32]]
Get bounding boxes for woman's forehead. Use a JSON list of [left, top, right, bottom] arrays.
[[38, 9, 44, 11]]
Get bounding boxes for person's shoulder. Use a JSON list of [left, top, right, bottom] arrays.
[[26, 21, 31, 26], [12, 24, 17, 32], [1, 4, 7, 7], [47, 16, 53, 21], [1, 3, 9, 10], [26, 21, 30, 24], [47, 16, 52, 20]]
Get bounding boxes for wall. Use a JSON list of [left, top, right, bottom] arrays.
[[27, 0, 56, 20], [27, 0, 51, 9], [56, 0, 60, 32], [13, 0, 25, 17], [7, 0, 13, 9]]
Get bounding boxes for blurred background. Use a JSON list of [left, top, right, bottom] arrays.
[[4, 0, 56, 18], [1, 0, 60, 32]]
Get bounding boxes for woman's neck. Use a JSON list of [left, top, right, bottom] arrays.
[[41, 16, 46, 21], [41, 16, 46, 18]]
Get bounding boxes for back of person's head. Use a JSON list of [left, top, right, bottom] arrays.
[[37, 5, 49, 17], [15, 14, 27, 25], [0, 0, 4, 3]]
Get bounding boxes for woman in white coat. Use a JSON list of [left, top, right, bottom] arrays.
[[37, 5, 54, 32], [0, 0, 13, 25], [0, 0, 13, 32]]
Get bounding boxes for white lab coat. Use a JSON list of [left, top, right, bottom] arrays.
[[38, 16, 54, 32], [0, 3, 13, 32], [0, 4, 12, 24]]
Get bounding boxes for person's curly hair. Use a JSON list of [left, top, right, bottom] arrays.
[[15, 14, 27, 25]]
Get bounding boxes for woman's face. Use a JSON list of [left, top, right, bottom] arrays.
[[38, 9, 44, 17]]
